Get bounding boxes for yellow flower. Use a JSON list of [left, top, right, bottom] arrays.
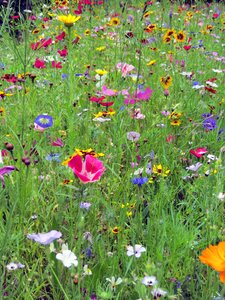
[[96, 46, 106, 52], [170, 119, 181, 126], [58, 14, 80, 28], [153, 164, 170, 177], [108, 17, 120, 26], [62, 148, 104, 166], [112, 227, 120, 234], [0, 107, 5, 116], [94, 110, 116, 118], [174, 30, 186, 42], [84, 29, 90, 35], [95, 69, 108, 76], [147, 60, 156, 66], [163, 35, 172, 44], [160, 75, 172, 89]]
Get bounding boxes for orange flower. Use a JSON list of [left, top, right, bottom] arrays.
[[199, 241, 225, 283]]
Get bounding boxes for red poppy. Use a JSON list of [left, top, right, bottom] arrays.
[[90, 96, 114, 107]]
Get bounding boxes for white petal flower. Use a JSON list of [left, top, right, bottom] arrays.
[[56, 250, 78, 268], [127, 244, 146, 258], [142, 275, 158, 286], [106, 276, 123, 290]]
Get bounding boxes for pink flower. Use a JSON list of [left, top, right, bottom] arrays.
[[34, 58, 46, 69], [101, 86, 117, 96], [52, 61, 62, 69], [55, 31, 66, 42], [0, 166, 17, 188], [116, 62, 135, 77], [57, 47, 68, 57], [68, 155, 105, 184], [124, 87, 152, 105], [190, 148, 207, 158], [51, 137, 64, 147]]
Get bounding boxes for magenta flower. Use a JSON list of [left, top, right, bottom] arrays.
[[190, 148, 207, 158], [124, 87, 152, 105], [27, 230, 62, 245], [68, 155, 105, 184], [34, 58, 46, 69], [0, 166, 17, 188], [51, 137, 64, 147]]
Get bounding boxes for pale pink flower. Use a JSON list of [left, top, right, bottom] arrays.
[[116, 62, 135, 77]]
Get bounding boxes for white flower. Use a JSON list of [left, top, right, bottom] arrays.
[[6, 262, 25, 271], [6, 262, 18, 271], [142, 275, 158, 286], [56, 249, 78, 268], [126, 244, 146, 258], [217, 192, 225, 201], [93, 117, 111, 122], [83, 264, 92, 276], [206, 81, 218, 88], [186, 162, 202, 172], [134, 168, 144, 176], [212, 69, 223, 73], [106, 276, 122, 290], [151, 287, 167, 298]]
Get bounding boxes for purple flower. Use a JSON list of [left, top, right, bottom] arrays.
[[0, 166, 17, 188], [127, 131, 140, 142], [27, 230, 62, 245], [80, 202, 92, 210], [203, 117, 217, 131]]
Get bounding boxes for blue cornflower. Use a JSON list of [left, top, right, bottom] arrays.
[[34, 114, 53, 129], [131, 177, 148, 186], [203, 117, 217, 131], [45, 153, 61, 162]]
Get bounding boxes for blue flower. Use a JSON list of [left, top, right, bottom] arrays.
[[131, 177, 148, 186], [203, 117, 217, 131], [34, 114, 53, 129], [45, 153, 61, 162]]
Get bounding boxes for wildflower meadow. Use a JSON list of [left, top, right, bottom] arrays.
[[0, 0, 225, 299]]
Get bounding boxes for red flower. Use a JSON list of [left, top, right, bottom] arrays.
[[205, 86, 217, 94], [90, 96, 114, 107], [34, 58, 46, 69], [1, 74, 18, 83], [68, 154, 105, 184], [31, 38, 52, 50], [52, 61, 62, 69], [212, 13, 219, 19], [190, 148, 207, 158]]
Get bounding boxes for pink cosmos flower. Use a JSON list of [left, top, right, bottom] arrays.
[[190, 148, 207, 158], [124, 87, 152, 105], [116, 62, 135, 77], [68, 155, 105, 184]]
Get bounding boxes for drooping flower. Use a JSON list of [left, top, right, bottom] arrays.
[[0, 166, 17, 188], [27, 230, 62, 245], [67, 154, 105, 184], [56, 244, 78, 268], [199, 241, 225, 283], [51, 137, 64, 147], [58, 14, 80, 28], [126, 244, 146, 258]]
